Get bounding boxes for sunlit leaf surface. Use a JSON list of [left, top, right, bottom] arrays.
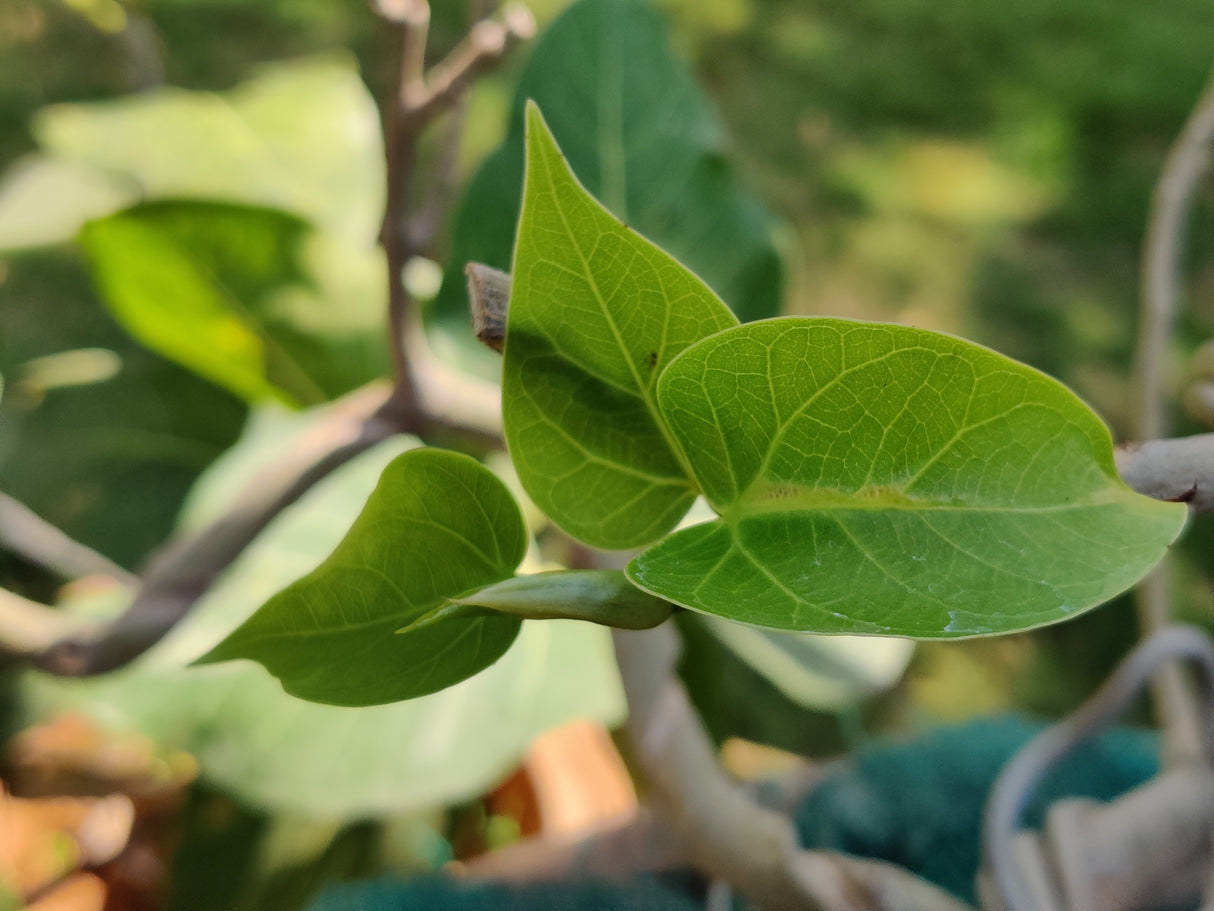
[[200, 448, 528, 706], [81, 202, 387, 407], [628, 318, 1186, 636], [502, 104, 736, 549], [32, 56, 383, 244]]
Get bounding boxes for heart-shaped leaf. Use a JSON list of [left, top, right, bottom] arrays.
[[503, 103, 737, 549], [199, 448, 527, 705], [627, 318, 1186, 637]]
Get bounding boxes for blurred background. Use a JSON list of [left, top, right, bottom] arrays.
[[1, 0, 1212, 908]]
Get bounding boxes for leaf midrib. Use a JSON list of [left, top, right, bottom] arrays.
[[724, 483, 1136, 522], [531, 121, 698, 489]]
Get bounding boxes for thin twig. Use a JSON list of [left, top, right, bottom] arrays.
[[410, 93, 471, 254], [0, 587, 98, 657], [377, 0, 534, 408], [612, 624, 973, 911], [405, 4, 535, 128], [379, 0, 430, 399], [1131, 69, 1214, 766], [0, 492, 137, 586], [1135, 70, 1214, 442]]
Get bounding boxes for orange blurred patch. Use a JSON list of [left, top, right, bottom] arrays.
[[2, 713, 196, 911]]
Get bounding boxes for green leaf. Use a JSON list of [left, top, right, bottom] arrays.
[[502, 104, 737, 549], [628, 318, 1187, 637], [23, 426, 624, 815], [417, 570, 673, 631], [432, 0, 782, 375], [199, 448, 528, 705], [81, 205, 304, 406], [80, 201, 388, 406]]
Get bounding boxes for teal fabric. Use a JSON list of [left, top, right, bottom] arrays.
[[303, 876, 703, 911], [794, 716, 1158, 903], [304, 717, 1158, 909]]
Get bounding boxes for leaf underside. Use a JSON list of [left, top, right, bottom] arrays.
[[503, 103, 737, 549], [626, 319, 1186, 637], [199, 448, 528, 705]]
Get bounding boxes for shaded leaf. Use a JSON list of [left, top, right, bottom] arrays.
[[24, 428, 624, 815], [432, 0, 782, 375], [503, 104, 736, 549], [628, 318, 1186, 637], [0, 251, 246, 568], [200, 448, 528, 706]]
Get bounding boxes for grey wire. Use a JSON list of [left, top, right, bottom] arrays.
[[982, 625, 1214, 911]]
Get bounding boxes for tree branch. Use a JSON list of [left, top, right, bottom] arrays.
[[0, 587, 98, 657], [1129, 68, 1214, 766], [1114, 433, 1214, 513], [377, 0, 534, 408], [612, 624, 973, 911], [0, 492, 136, 586], [1134, 70, 1214, 442]]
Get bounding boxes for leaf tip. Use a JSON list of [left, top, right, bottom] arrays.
[[523, 99, 560, 161]]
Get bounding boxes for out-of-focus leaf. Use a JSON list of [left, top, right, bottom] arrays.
[[30, 55, 383, 245], [699, 616, 913, 710], [629, 318, 1186, 636], [502, 105, 735, 548], [23, 419, 624, 815], [81, 207, 295, 405], [0, 251, 246, 568], [0, 157, 136, 252], [432, 0, 783, 376], [200, 448, 529, 706], [80, 202, 388, 406]]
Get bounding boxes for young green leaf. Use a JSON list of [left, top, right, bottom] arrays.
[[432, 0, 783, 374], [402, 570, 673, 632], [503, 103, 738, 549], [198, 448, 528, 706], [628, 318, 1186, 637]]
